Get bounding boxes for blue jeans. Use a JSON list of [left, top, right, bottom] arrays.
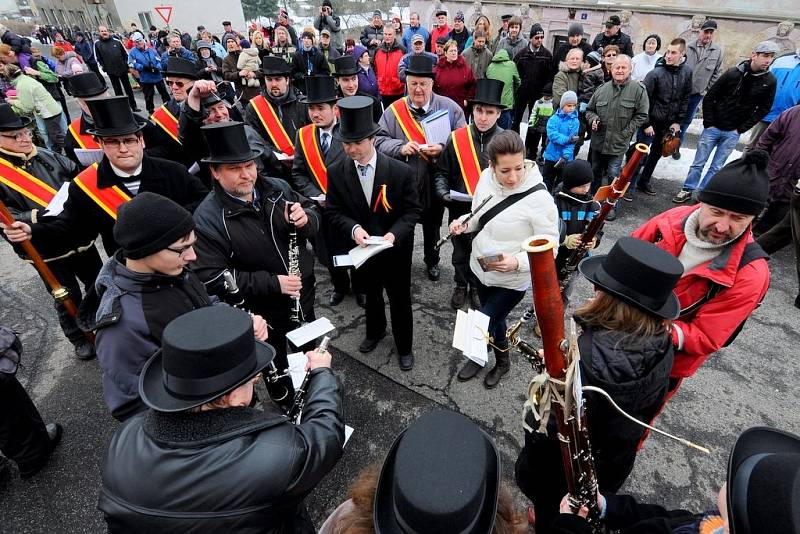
[[589, 144, 623, 194], [475, 281, 526, 350], [682, 127, 740, 192], [498, 110, 514, 130], [679, 93, 703, 143]]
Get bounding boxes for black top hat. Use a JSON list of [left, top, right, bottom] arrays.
[[468, 79, 504, 108], [331, 55, 358, 77], [727, 427, 800, 534], [85, 96, 147, 137], [66, 72, 106, 98], [0, 103, 32, 132], [301, 75, 339, 104], [578, 236, 683, 319], [200, 121, 263, 163], [139, 306, 276, 412], [162, 57, 199, 80], [335, 96, 380, 143], [261, 55, 292, 76], [374, 410, 499, 534], [404, 55, 436, 78], [200, 91, 224, 108]]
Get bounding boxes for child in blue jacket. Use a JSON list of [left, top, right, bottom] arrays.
[[541, 90, 581, 190]]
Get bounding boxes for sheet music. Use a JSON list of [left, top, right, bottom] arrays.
[[452, 308, 490, 366], [348, 242, 393, 269], [286, 317, 335, 347], [43, 182, 70, 217], [421, 109, 451, 145], [274, 151, 294, 161]]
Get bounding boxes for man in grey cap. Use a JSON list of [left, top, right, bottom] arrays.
[[398, 33, 438, 83], [314, 0, 343, 53], [674, 41, 778, 203]]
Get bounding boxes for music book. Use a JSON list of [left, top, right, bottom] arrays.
[[74, 148, 104, 167], [347, 242, 393, 269], [452, 308, 490, 366], [421, 109, 451, 145]]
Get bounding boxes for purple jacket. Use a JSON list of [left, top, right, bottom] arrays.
[[757, 104, 800, 203], [357, 64, 380, 98]]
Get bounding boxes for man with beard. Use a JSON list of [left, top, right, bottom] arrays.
[[632, 150, 771, 404], [331, 55, 382, 123]]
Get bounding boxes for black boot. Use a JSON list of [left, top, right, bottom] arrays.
[[457, 360, 482, 381], [484, 348, 510, 389]]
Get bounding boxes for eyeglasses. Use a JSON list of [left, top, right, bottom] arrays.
[[0, 130, 33, 141], [165, 79, 186, 88], [166, 242, 196, 258], [605, 53, 617, 58], [101, 137, 140, 149]]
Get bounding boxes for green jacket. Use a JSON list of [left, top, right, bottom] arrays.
[[552, 66, 581, 108], [585, 78, 649, 155], [486, 49, 520, 111], [10, 74, 62, 120]]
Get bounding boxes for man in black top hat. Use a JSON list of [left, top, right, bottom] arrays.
[[434, 79, 505, 316], [192, 121, 321, 402], [326, 96, 422, 370], [98, 306, 345, 532], [243, 56, 309, 180], [146, 56, 199, 166], [63, 72, 108, 167], [591, 15, 633, 56], [376, 54, 466, 282], [331, 55, 382, 123], [0, 103, 100, 360], [3, 96, 207, 257]]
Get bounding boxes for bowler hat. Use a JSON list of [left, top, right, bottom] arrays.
[[200, 121, 263, 164], [335, 96, 380, 142], [468, 79, 504, 108], [404, 55, 435, 78], [301, 75, 339, 104], [161, 57, 199, 80], [0, 103, 32, 131], [85, 96, 147, 137], [374, 410, 500, 534], [331, 55, 358, 77], [66, 72, 106, 98], [727, 427, 800, 534], [139, 307, 276, 412], [261, 55, 292, 76], [578, 236, 683, 319]]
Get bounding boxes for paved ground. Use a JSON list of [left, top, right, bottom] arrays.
[[1, 88, 798, 532]]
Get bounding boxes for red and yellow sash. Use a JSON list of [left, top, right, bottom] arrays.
[[72, 163, 131, 220], [0, 157, 57, 208], [68, 118, 100, 149], [372, 184, 392, 213], [150, 105, 181, 144], [451, 127, 482, 196], [251, 95, 295, 156], [298, 124, 328, 193], [389, 99, 427, 145]]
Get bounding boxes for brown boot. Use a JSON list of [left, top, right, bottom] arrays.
[[483, 349, 509, 389]]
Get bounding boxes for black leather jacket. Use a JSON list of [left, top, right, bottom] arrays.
[[98, 368, 345, 533]]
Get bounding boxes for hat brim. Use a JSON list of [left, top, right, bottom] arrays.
[[139, 339, 276, 412], [161, 71, 199, 80], [373, 424, 500, 534], [404, 71, 436, 78], [87, 116, 148, 137], [201, 147, 264, 164], [333, 124, 380, 143], [332, 69, 358, 77], [261, 68, 292, 76], [467, 99, 503, 108], [299, 95, 340, 105], [0, 116, 33, 132], [578, 254, 680, 320]]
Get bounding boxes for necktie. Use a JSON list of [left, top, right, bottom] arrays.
[[320, 132, 330, 155], [358, 164, 368, 178]]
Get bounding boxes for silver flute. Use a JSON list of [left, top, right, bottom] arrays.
[[287, 202, 301, 324], [288, 335, 330, 423]]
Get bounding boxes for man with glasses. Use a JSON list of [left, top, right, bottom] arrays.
[[512, 24, 553, 133], [86, 192, 269, 421], [0, 103, 100, 360], [1, 96, 207, 258], [148, 56, 198, 165]]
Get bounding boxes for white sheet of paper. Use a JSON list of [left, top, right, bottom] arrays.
[[74, 148, 104, 167], [43, 182, 70, 216], [348, 242, 393, 269], [467, 309, 491, 365], [187, 162, 201, 175], [344, 425, 354, 447], [332, 254, 354, 267], [274, 151, 293, 161], [311, 194, 326, 203], [421, 109, 451, 145], [286, 317, 335, 348], [449, 190, 473, 202], [452, 309, 468, 352], [364, 236, 387, 245], [286, 351, 308, 389]]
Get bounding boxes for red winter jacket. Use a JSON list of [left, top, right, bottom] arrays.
[[429, 24, 451, 53], [373, 42, 405, 97], [433, 55, 476, 112], [632, 205, 770, 379]]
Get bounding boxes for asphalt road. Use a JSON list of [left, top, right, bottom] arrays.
[[1, 88, 798, 532]]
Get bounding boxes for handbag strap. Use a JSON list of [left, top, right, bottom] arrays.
[[473, 183, 546, 237]]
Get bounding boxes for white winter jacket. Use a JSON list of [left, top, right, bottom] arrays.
[[463, 161, 559, 290]]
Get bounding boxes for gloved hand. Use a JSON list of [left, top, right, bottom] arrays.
[[570, 135, 581, 143], [564, 234, 582, 249]]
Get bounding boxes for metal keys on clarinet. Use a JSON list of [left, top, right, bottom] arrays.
[[287, 201, 301, 324], [288, 335, 330, 423], [434, 194, 494, 250]]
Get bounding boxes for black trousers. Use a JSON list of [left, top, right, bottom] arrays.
[[422, 201, 445, 268], [34, 247, 103, 345], [525, 128, 548, 160], [86, 61, 102, 80], [512, 89, 541, 133], [361, 244, 414, 355], [0, 373, 50, 477], [758, 190, 800, 293], [317, 211, 361, 295], [108, 73, 137, 109], [447, 204, 477, 287], [632, 125, 668, 189], [753, 200, 790, 237], [140, 80, 170, 114], [540, 160, 561, 192]]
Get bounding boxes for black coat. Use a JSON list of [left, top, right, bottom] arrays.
[[702, 61, 777, 133], [98, 370, 345, 533], [290, 48, 330, 91], [549, 495, 698, 533], [642, 58, 693, 128], [591, 31, 634, 57], [290, 123, 347, 199], [326, 152, 422, 251], [244, 88, 309, 161], [514, 45, 554, 96], [551, 41, 594, 74], [93, 37, 130, 76], [30, 155, 208, 255], [192, 177, 321, 322], [144, 98, 197, 166]]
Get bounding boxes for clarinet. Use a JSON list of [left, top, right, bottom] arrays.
[[287, 335, 330, 423], [287, 202, 302, 325], [523, 235, 601, 531], [434, 194, 494, 250]]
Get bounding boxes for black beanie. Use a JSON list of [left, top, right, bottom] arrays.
[[530, 24, 544, 39], [114, 192, 195, 260], [696, 149, 770, 216], [562, 160, 593, 189]]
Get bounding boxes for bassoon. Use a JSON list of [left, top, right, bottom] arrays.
[[522, 235, 600, 530], [0, 199, 94, 344], [557, 143, 650, 289]]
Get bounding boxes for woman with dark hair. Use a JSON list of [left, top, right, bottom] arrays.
[[631, 33, 662, 81], [514, 236, 683, 533], [448, 131, 559, 389], [433, 39, 476, 113]]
